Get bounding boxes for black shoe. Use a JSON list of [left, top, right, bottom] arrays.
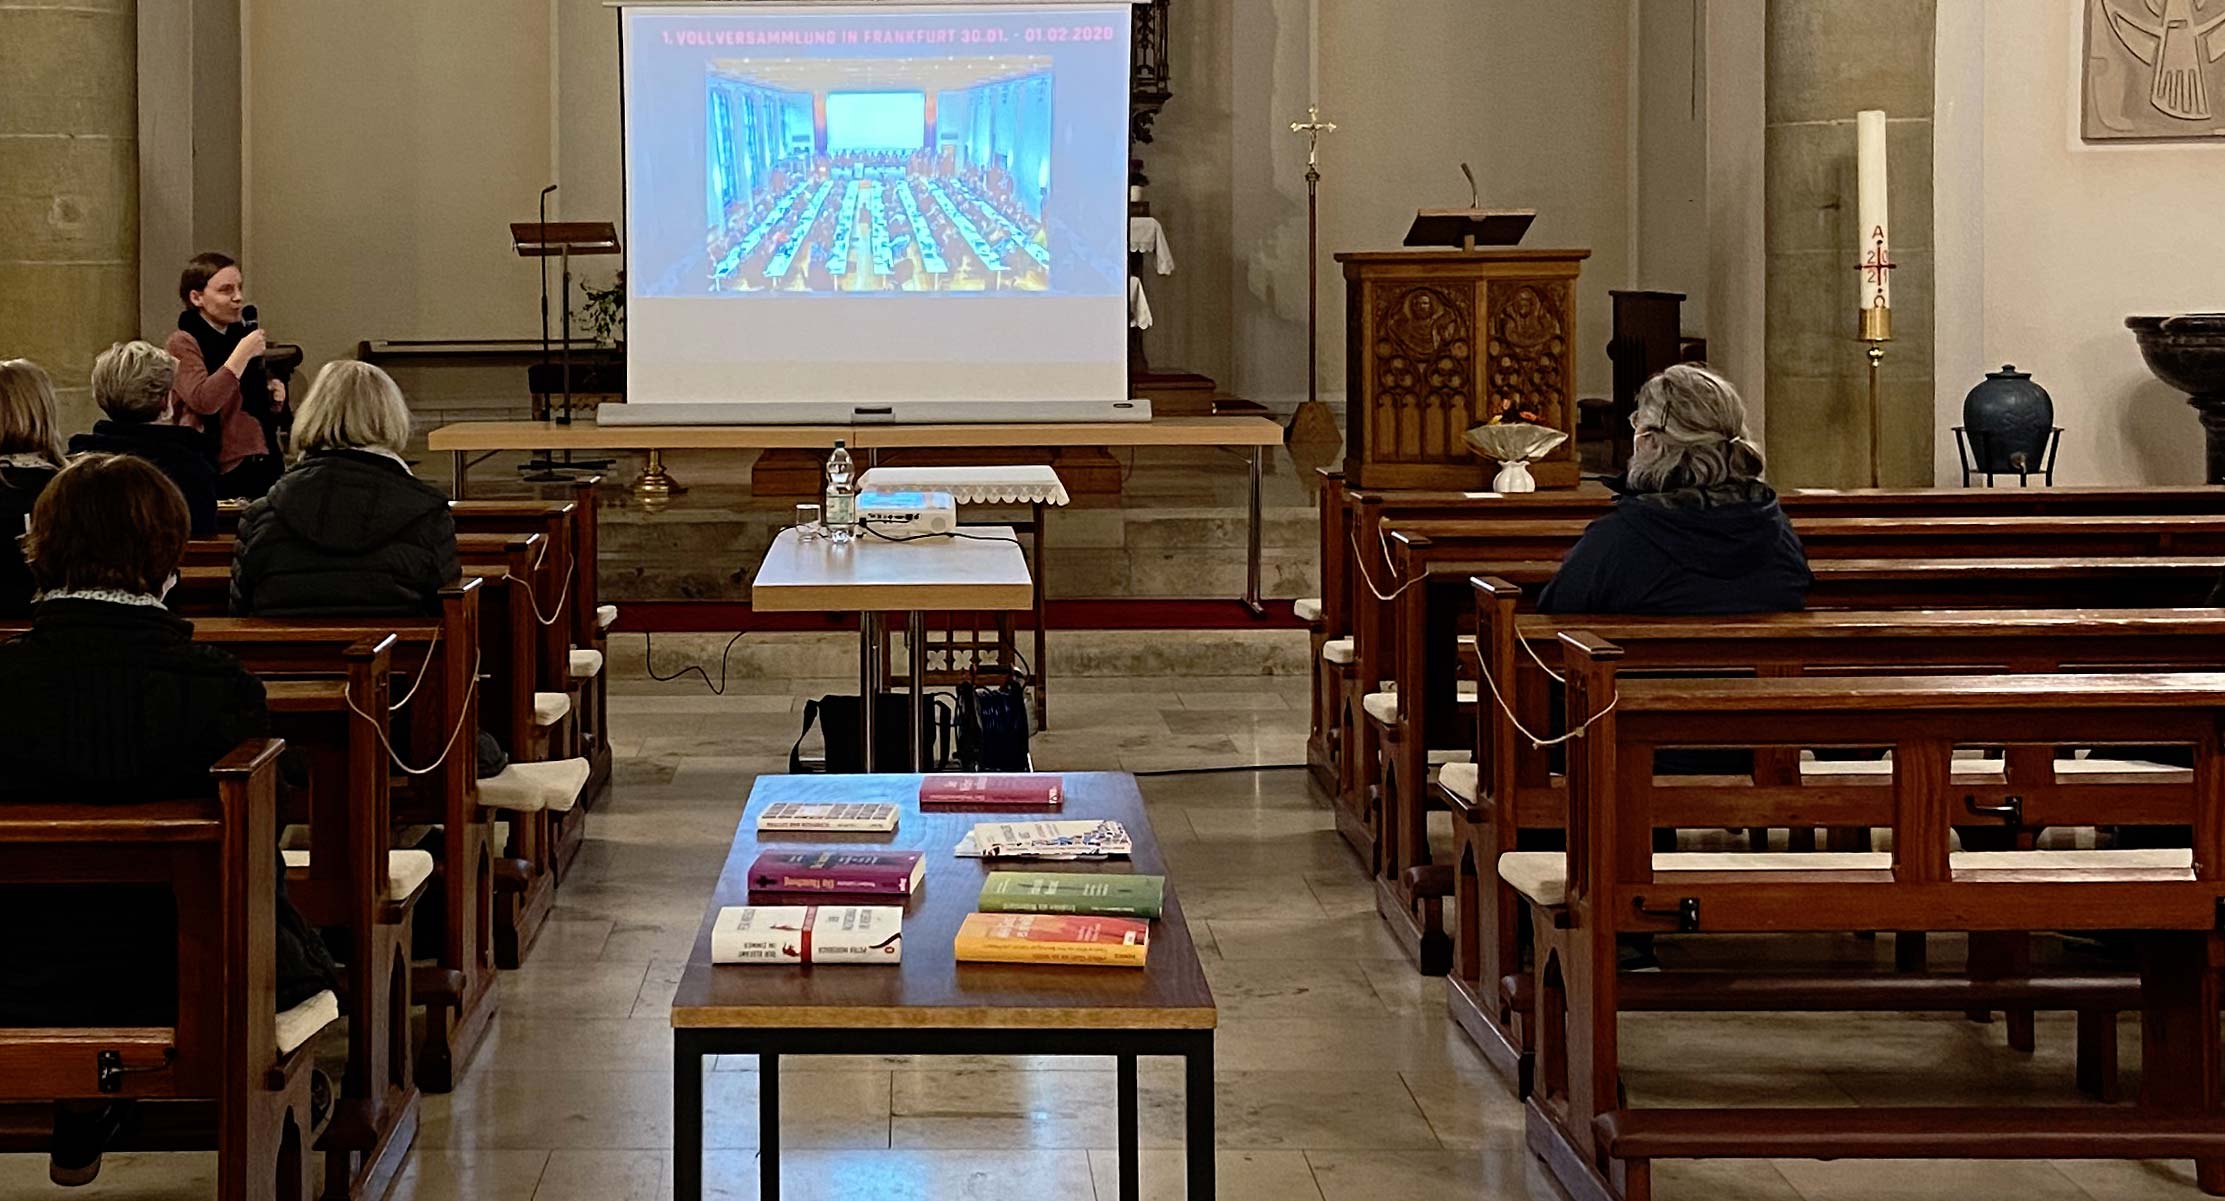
[[48, 1102, 128, 1187]]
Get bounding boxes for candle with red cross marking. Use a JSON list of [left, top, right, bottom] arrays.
[[1857, 109, 1892, 313]]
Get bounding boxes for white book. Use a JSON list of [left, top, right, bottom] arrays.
[[756, 802, 901, 833], [711, 905, 904, 964], [954, 819, 1132, 860]]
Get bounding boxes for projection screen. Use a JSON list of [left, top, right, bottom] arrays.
[[612, 1, 1142, 425]]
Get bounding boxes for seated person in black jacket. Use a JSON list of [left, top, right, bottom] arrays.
[[0, 454, 341, 1185], [1540, 363, 1811, 614], [1537, 365, 1815, 939], [70, 340, 222, 538], [0, 359, 67, 616], [231, 360, 458, 617]]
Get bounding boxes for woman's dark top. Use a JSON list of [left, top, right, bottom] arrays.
[[1538, 478, 1813, 615], [0, 599, 341, 1024], [68, 421, 222, 537], [0, 463, 57, 618], [231, 449, 459, 617]]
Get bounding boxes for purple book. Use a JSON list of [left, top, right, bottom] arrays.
[[747, 850, 926, 897]]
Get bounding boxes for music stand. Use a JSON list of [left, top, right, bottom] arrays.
[[1403, 208, 1536, 251], [512, 221, 619, 477]]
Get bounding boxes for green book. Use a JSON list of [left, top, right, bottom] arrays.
[[977, 871, 1166, 919]]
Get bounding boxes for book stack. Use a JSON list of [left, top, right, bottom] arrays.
[[756, 801, 901, 833], [954, 820, 1131, 860], [978, 871, 1165, 919], [748, 849, 925, 897], [712, 905, 903, 964], [953, 912, 1150, 968], [919, 773, 1065, 810]]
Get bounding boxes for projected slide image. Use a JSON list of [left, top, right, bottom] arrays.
[[704, 57, 1055, 296]]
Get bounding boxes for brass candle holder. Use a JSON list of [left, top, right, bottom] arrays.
[[1860, 304, 1891, 488]]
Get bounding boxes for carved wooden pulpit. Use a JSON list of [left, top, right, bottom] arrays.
[[1335, 248, 1589, 489]]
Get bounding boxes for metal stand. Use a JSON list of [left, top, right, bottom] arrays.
[[1860, 304, 1892, 488], [857, 610, 879, 772]]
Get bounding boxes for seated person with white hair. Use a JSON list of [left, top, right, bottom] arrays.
[[71, 340, 222, 537], [1540, 363, 1812, 614], [230, 360, 458, 616]]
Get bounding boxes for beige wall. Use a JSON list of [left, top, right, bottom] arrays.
[[1933, 0, 2219, 486], [1, 0, 139, 434], [234, 1, 1639, 417], [1173, 0, 1634, 411], [1763, 0, 1937, 488], [242, 1, 555, 380]]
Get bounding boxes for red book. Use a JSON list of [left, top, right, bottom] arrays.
[[919, 774, 1065, 811], [747, 850, 925, 897]]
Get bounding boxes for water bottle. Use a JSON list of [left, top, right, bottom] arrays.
[[823, 440, 858, 545]]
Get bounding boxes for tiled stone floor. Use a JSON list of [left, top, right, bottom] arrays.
[[1, 673, 2212, 1199]]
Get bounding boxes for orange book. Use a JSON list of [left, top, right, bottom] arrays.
[[953, 912, 1149, 968]]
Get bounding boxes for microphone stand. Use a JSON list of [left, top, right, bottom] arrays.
[[523, 184, 569, 481]]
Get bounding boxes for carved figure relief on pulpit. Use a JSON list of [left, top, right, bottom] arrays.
[[1374, 285, 1474, 460], [1487, 282, 1568, 430]]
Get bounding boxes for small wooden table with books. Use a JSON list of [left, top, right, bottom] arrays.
[[669, 771, 1217, 1201]]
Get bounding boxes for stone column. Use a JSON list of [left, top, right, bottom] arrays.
[[0, 0, 139, 434], [1763, 0, 1935, 487]]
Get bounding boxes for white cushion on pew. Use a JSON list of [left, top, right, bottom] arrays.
[[1439, 762, 1479, 804], [1498, 850, 1892, 909], [569, 649, 605, 680], [276, 989, 341, 1057], [477, 757, 591, 814], [2054, 757, 2186, 775], [1294, 597, 1325, 623], [1799, 757, 2180, 778], [1322, 638, 1355, 666], [1364, 691, 1398, 726], [534, 691, 572, 727], [1951, 848, 2192, 871], [596, 604, 619, 632], [280, 848, 436, 905]]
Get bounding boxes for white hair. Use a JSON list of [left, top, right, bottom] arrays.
[[1626, 364, 1766, 492], [91, 341, 179, 423], [294, 360, 413, 457]]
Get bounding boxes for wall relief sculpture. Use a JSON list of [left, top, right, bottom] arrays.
[[2084, 0, 2225, 140]]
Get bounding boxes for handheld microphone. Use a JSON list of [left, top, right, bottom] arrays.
[[240, 304, 260, 333]]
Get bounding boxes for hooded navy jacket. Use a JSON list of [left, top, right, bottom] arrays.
[[1538, 478, 1812, 616]]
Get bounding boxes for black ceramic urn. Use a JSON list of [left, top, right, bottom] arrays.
[[1960, 365, 2055, 474]]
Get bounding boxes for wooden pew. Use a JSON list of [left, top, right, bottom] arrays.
[[185, 590, 501, 1096], [174, 540, 569, 962], [1452, 600, 2225, 1096], [1349, 541, 2225, 944], [179, 531, 532, 571], [450, 481, 612, 803], [1304, 481, 2225, 794], [1513, 663, 2225, 1201], [0, 741, 343, 1201]]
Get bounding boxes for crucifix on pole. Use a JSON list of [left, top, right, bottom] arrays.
[[1290, 104, 1339, 419]]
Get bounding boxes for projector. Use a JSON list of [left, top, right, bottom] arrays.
[[858, 490, 958, 537]]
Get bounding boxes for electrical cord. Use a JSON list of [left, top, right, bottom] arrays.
[[643, 630, 749, 695]]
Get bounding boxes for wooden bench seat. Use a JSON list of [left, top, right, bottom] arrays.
[[0, 741, 343, 1201], [1354, 546, 2225, 979], [1447, 598, 2225, 1088], [1302, 474, 2225, 794], [1519, 665, 2225, 1201]]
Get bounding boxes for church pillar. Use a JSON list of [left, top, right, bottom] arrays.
[[0, 0, 140, 433], [1762, 0, 1937, 487]]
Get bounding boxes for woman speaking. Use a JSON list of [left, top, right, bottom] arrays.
[[166, 252, 288, 499]]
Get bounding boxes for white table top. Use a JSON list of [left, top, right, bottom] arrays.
[[751, 525, 1034, 613]]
